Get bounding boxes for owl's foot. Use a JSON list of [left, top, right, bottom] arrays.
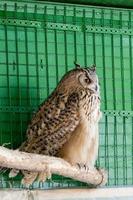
[[76, 163, 89, 172], [21, 171, 38, 188], [38, 166, 51, 182], [38, 172, 47, 182]]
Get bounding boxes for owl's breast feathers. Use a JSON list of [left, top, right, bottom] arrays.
[[79, 91, 101, 123], [58, 91, 101, 165], [19, 88, 101, 158]]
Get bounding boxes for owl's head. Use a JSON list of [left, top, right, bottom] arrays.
[[58, 63, 100, 94]]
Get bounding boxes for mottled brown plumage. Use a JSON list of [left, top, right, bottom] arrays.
[[9, 64, 102, 185]]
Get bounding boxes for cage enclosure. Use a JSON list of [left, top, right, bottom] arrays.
[[0, 0, 133, 193]]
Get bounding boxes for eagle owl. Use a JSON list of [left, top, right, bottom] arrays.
[[9, 64, 102, 186]]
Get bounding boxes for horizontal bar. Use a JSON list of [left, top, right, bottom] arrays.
[[0, 18, 133, 35], [0, 18, 41, 28], [103, 110, 133, 117], [45, 22, 81, 32], [0, 106, 133, 117], [1, 187, 133, 199], [0, 18, 81, 31], [0, 106, 37, 113], [85, 25, 133, 35]]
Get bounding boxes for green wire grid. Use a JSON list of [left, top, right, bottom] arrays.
[[0, 0, 133, 188]]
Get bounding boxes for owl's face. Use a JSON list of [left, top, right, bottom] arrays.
[[59, 65, 99, 94], [77, 66, 99, 94]]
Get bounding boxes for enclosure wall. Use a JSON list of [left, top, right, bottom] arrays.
[[0, 0, 133, 188]]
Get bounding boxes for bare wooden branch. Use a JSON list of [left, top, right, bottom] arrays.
[[0, 146, 107, 186]]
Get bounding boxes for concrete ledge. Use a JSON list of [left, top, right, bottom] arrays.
[[0, 187, 133, 200]]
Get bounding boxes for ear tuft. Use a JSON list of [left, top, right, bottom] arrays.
[[74, 61, 81, 69]]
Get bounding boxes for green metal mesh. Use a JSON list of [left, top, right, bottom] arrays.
[[0, 0, 133, 188]]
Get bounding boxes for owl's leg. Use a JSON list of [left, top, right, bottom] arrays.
[[85, 126, 99, 171], [76, 133, 99, 172], [21, 171, 38, 187]]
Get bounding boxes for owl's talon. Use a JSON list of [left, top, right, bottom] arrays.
[[76, 163, 81, 169], [84, 164, 88, 171], [38, 172, 47, 182], [21, 171, 38, 187], [37, 166, 51, 182], [76, 163, 89, 172]]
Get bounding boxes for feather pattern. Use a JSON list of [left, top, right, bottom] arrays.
[[9, 66, 101, 186]]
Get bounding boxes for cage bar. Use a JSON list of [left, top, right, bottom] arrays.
[[0, 0, 133, 189]]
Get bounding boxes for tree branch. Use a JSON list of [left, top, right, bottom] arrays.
[[0, 146, 107, 186]]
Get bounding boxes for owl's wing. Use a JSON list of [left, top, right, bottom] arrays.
[[25, 93, 59, 140], [19, 92, 80, 156]]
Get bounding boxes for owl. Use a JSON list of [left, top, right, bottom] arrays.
[[9, 63, 102, 186]]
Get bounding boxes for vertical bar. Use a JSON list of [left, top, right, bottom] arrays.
[[120, 11, 127, 185], [44, 6, 49, 96], [34, 5, 40, 104], [120, 12, 127, 185], [101, 9, 109, 184], [110, 10, 118, 186], [92, 9, 100, 168], [23, 4, 30, 143], [101, 10, 107, 110], [54, 6, 59, 84], [19, 4, 29, 143], [12, 3, 20, 148], [92, 9, 96, 65], [73, 7, 77, 64], [64, 6, 68, 72], [4, 3, 12, 148], [83, 9, 87, 66], [4, 3, 11, 106], [14, 3, 21, 106], [129, 11, 133, 185], [24, 4, 30, 106]]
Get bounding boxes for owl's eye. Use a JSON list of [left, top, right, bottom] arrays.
[[85, 78, 91, 84]]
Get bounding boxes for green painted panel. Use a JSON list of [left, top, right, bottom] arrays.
[[0, 0, 133, 189], [37, 0, 133, 9]]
